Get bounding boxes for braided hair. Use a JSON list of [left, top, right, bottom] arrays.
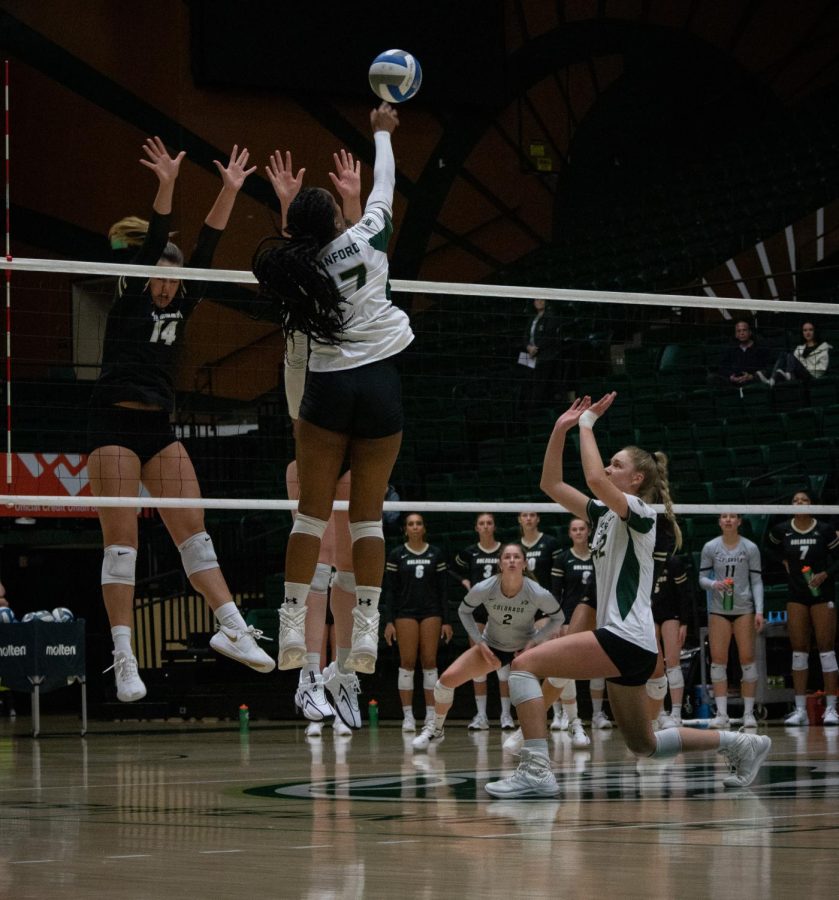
[[624, 446, 683, 550], [252, 188, 347, 345]]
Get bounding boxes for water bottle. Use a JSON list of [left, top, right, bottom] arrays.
[[368, 699, 379, 727], [722, 578, 734, 611], [238, 703, 250, 733], [802, 566, 821, 598]]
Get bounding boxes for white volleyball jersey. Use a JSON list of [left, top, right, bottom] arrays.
[[463, 575, 562, 652], [699, 536, 763, 615], [587, 495, 657, 654], [309, 131, 414, 372]]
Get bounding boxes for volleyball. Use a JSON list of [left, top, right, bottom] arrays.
[[368, 50, 422, 103], [0, 608, 16, 624], [51, 607, 75, 622], [22, 610, 55, 622]]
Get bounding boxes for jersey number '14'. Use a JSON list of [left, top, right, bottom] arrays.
[[150, 320, 178, 345]]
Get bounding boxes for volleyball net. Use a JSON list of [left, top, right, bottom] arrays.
[[1, 255, 837, 619]]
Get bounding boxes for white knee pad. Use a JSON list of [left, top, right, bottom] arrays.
[[101, 545, 137, 586], [509, 671, 544, 706], [497, 664, 511, 683], [178, 531, 219, 577], [311, 562, 332, 594], [650, 728, 683, 759], [434, 680, 454, 706], [646, 675, 668, 700], [560, 680, 577, 701], [666, 666, 684, 690], [741, 662, 758, 683], [291, 513, 328, 540], [472, 675, 487, 684], [422, 668, 438, 691], [332, 569, 356, 593], [792, 651, 810, 671], [710, 663, 728, 683], [547, 677, 570, 690], [590, 677, 606, 691], [349, 520, 383, 543], [398, 667, 414, 691], [820, 651, 838, 673]]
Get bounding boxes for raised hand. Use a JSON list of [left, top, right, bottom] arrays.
[[589, 391, 618, 418], [265, 150, 305, 207], [139, 136, 185, 185], [328, 150, 361, 205], [370, 101, 399, 134], [214, 145, 257, 193], [555, 396, 592, 431]]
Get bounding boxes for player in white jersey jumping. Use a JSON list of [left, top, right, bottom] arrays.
[[485, 393, 771, 798], [412, 543, 564, 751], [699, 513, 765, 729], [253, 102, 412, 678]]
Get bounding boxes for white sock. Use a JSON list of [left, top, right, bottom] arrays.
[[827, 695, 837, 710], [215, 601, 246, 631], [552, 701, 562, 718], [592, 697, 604, 715], [715, 696, 728, 716], [795, 695, 806, 711], [336, 647, 351, 673], [744, 697, 755, 716], [501, 697, 511, 716], [434, 711, 448, 730], [565, 701, 578, 721], [523, 738, 549, 757], [283, 581, 310, 607], [355, 585, 381, 618], [717, 731, 737, 751], [303, 653, 320, 677], [111, 626, 132, 656], [475, 694, 487, 717], [671, 703, 682, 719], [402, 705, 413, 718]]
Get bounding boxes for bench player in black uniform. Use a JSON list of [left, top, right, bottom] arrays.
[[451, 513, 507, 728], [383, 513, 452, 732], [87, 137, 271, 703], [768, 489, 839, 726], [518, 510, 560, 588]]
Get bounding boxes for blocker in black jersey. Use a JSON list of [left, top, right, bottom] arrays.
[[384, 543, 449, 623]]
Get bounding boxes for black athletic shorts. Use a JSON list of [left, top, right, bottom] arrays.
[[595, 628, 658, 687], [87, 405, 177, 465], [394, 608, 446, 623], [486, 644, 517, 667], [562, 595, 597, 623], [652, 592, 681, 626], [300, 355, 403, 439]]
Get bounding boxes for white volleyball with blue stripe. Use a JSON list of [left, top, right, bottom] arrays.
[[22, 610, 55, 622], [368, 49, 422, 103], [51, 607, 75, 622], [0, 607, 17, 624]]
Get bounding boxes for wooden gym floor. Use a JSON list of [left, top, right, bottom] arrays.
[[0, 717, 836, 899]]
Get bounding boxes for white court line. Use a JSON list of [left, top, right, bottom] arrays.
[[11, 859, 56, 864], [376, 839, 421, 845], [105, 854, 152, 859], [199, 849, 244, 855], [289, 844, 333, 850]]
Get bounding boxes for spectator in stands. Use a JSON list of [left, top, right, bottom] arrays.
[[383, 513, 452, 732], [713, 318, 772, 388], [517, 299, 561, 408], [767, 490, 839, 726], [763, 321, 832, 386], [88, 137, 273, 705]]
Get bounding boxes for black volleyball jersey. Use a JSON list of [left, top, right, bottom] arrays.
[[768, 519, 839, 602], [383, 543, 449, 623], [651, 553, 691, 620], [520, 533, 561, 589], [452, 542, 502, 588], [551, 548, 596, 610], [91, 210, 221, 410]]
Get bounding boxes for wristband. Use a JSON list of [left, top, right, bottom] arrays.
[[579, 410, 599, 429]]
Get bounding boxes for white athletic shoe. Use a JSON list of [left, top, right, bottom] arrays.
[[591, 711, 613, 730], [570, 718, 591, 748], [719, 733, 772, 788], [550, 709, 569, 731], [658, 713, 681, 729], [345, 607, 380, 674], [322, 662, 362, 729], [333, 717, 353, 737], [708, 714, 731, 729], [304, 721, 323, 738], [500, 712, 516, 730], [823, 706, 839, 726], [502, 727, 524, 756], [784, 707, 809, 726], [402, 713, 417, 732], [294, 672, 335, 722], [485, 748, 559, 798], [741, 712, 758, 729], [106, 651, 147, 703], [211, 624, 275, 673], [412, 724, 445, 751], [467, 714, 490, 731], [277, 603, 308, 670]]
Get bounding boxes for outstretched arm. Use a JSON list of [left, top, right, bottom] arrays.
[[366, 102, 398, 213], [540, 397, 591, 519], [328, 150, 362, 225], [204, 145, 257, 231], [139, 136, 185, 215], [578, 392, 629, 518], [265, 150, 305, 235]]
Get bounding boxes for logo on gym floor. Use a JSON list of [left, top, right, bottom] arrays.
[[243, 760, 839, 803]]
